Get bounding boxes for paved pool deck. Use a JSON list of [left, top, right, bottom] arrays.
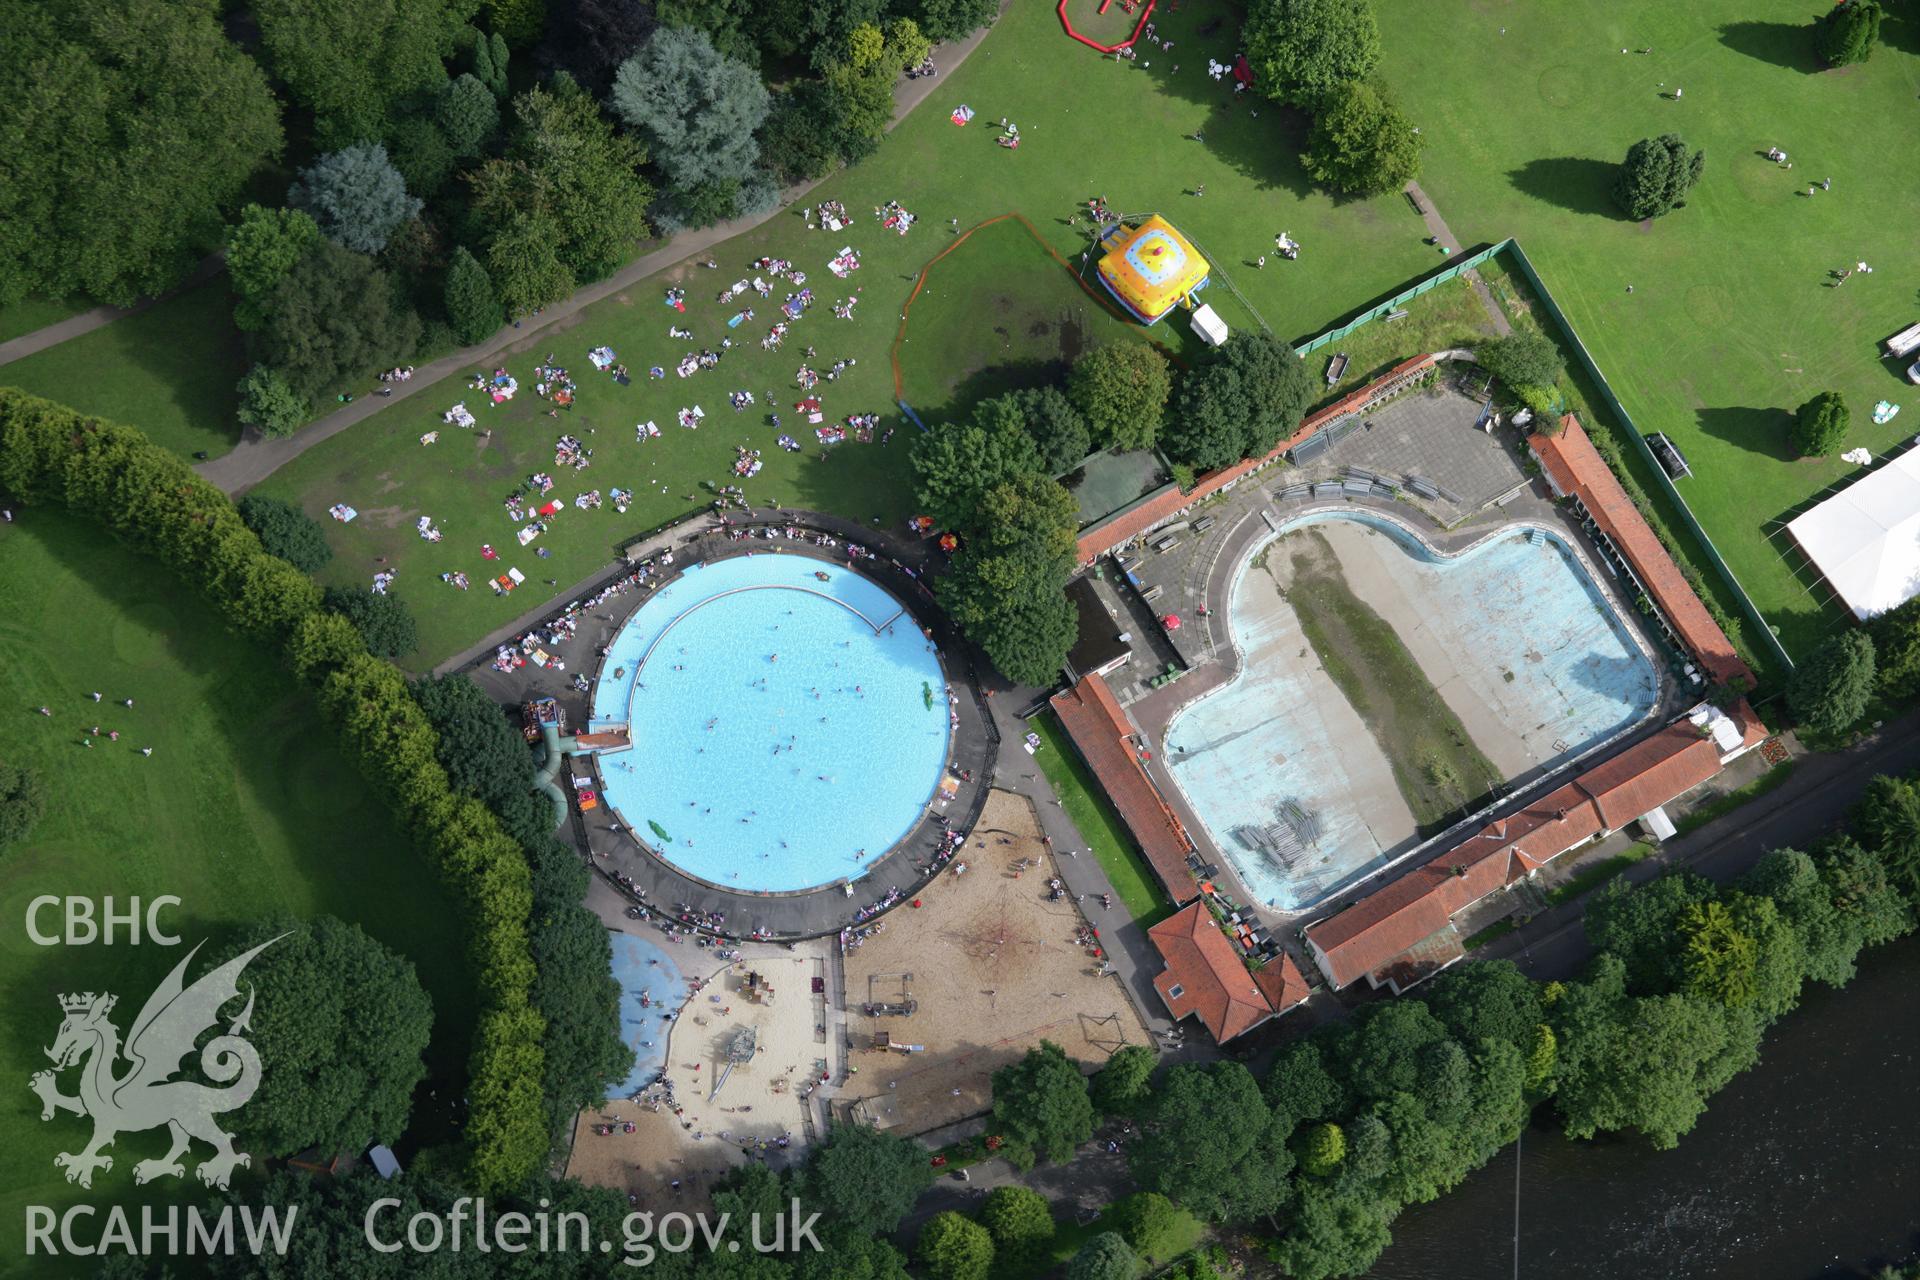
[[1113, 475, 1685, 928]]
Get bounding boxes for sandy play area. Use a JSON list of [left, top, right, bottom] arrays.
[[567, 944, 830, 1209], [838, 789, 1148, 1136]]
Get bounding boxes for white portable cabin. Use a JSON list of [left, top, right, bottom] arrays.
[[1884, 323, 1920, 359], [1189, 304, 1229, 348]]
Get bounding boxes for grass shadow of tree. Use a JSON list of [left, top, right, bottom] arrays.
[[1507, 157, 1621, 219], [1717, 21, 1823, 73], [1696, 405, 1798, 462]]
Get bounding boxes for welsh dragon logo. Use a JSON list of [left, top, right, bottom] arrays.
[[29, 936, 281, 1190]]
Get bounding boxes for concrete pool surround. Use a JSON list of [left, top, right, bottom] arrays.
[[1162, 505, 1666, 913]]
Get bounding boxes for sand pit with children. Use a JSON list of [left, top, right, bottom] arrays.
[[566, 946, 829, 1208], [838, 789, 1148, 1135]]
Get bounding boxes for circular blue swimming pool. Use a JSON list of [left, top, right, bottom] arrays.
[[590, 554, 952, 891]]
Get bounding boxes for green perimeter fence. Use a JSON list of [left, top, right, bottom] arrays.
[[1496, 239, 1794, 675], [1293, 242, 1503, 354]]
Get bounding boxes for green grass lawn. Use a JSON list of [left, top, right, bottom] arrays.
[[0, 277, 246, 460], [1309, 273, 1501, 404], [1030, 712, 1172, 926], [251, 0, 1445, 669], [896, 214, 1183, 421], [0, 510, 474, 1271], [1380, 0, 1920, 659], [0, 296, 92, 345]]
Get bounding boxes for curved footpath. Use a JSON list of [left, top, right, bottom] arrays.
[[193, 5, 1011, 497]]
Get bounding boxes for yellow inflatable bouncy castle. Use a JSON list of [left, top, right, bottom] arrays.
[[1095, 216, 1210, 324]]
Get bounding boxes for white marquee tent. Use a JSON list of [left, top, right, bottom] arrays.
[[1787, 447, 1920, 620]]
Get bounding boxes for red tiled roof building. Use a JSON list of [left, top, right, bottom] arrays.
[[1149, 902, 1310, 1041]]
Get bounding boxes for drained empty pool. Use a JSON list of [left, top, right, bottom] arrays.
[[591, 554, 952, 891], [1165, 513, 1659, 912]]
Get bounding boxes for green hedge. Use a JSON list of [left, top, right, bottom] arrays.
[[0, 387, 548, 1191]]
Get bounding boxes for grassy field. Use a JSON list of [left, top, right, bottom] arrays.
[[1309, 273, 1501, 404], [248, 0, 1447, 668], [0, 511, 474, 1270], [1272, 528, 1503, 831], [1380, 0, 1920, 658], [894, 214, 1186, 421], [1031, 712, 1172, 926], [0, 278, 246, 460]]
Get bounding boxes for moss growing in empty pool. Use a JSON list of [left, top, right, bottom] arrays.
[[1272, 528, 1503, 833]]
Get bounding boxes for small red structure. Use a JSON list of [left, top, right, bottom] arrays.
[[1057, 0, 1156, 53]]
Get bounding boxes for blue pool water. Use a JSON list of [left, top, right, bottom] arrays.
[[610, 930, 685, 1094], [1165, 513, 1659, 913], [591, 554, 951, 891]]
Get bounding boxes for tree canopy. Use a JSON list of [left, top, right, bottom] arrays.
[[0, 0, 283, 307], [538, 0, 659, 93], [1421, 959, 1544, 1055], [912, 411, 1044, 532], [238, 495, 334, 572], [1850, 776, 1920, 902], [250, 241, 422, 401], [1613, 133, 1705, 221], [979, 1185, 1055, 1262], [249, 0, 474, 149], [800, 1123, 933, 1236], [1006, 386, 1093, 474], [1161, 333, 1316, 470], [935, 471, 1080, 686], [236, 365, 312, 439], [1130, 1062, 1294, 1222], [323, 586, 421, 659], [611, 28, 771, 191], [290, 144, 424, 255], [1302, 80, 1422, 196], [990, 1040, 1096, 1169], [1790, 390, 1849, 458], [468, 87, 652, 311], [1788, 629, 1875, 736], [1068, 342, 1173, 450], [1066, 1231, 1142, 1280], [1550, 954, 1762, 1149], [1090, 1043, 1157, 1115], [227, 206, 321, 332], [444, 246, 504, 345], [1868, 597, 1920, 700], [0, 760, 49, 853], [1817, 0, 1883, 66], [1475, 331, 1564, 395], [917, 1211, 995, 1280], [215, 916, 433, 1157], [1243, 0, 1382, 108]]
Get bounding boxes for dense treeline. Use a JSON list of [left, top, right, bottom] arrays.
[[975, 820, 1917, 1278], [0, 388, 552, 1189], [0, 0, 1003, 433]]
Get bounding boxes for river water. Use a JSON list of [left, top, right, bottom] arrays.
[[1369, 933, 1920, 1279]]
